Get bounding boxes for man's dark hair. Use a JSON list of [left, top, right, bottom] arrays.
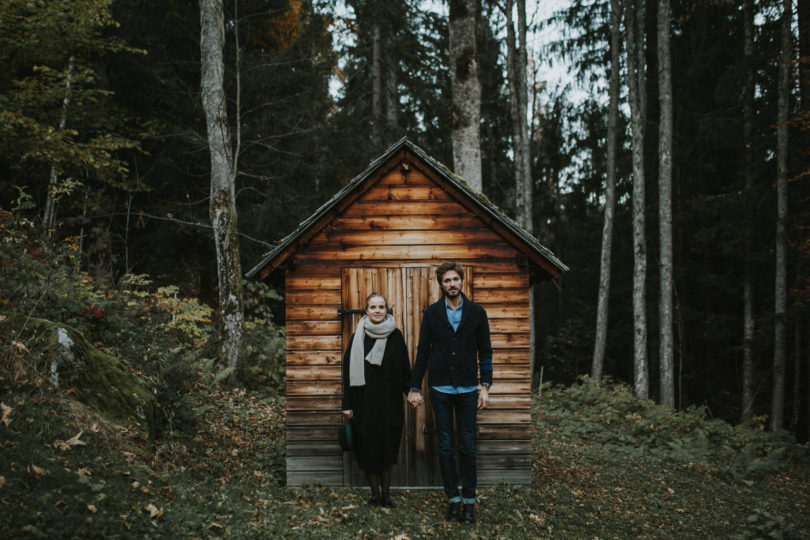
[[436, 262, 464, 285]]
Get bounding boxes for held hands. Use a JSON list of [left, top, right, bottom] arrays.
[[407, 390, 423, 408], [342, 410, 353, 420], [477, 386, 490, 410]]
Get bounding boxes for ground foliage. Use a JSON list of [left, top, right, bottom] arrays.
[[3, 358, 810, 537]]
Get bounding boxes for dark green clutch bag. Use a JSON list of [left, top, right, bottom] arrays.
[[338, 422, 354, 451]]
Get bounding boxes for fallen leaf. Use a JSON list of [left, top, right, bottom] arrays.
[[0, 476, 6, 488], [77, 468, 92, 477], [90, 422, 99, 433], [144, 503, 163, 518], [394, 535, 411, 540], [12, 341, 29, 354], [341, 504, 357, 510], [87, 504, 97, 513], [54, 430, 87, 451], [30, 465, 48, 476], [1, 402, 12, 426], [210, 522, 223, 529]]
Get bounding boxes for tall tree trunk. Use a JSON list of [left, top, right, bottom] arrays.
[[771, 0, 791, 432], [517, 0, 531, 230], [449, 0, 483, 191], [626, 0, 648, 399], [505, 0, 532, 232], [42, 55, 76, 232], [372, 21, 383, 147], [384, 33, 398, 131], [792, 322, 801, 434], [741, 0, 756, 424], [505, 0, 522, 218], [200, 0, 244, 381], [657, 0, 674, 407], [592, 0, 622, 383]]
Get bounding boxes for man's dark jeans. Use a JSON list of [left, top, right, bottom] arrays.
[[430, 388, 477, 501]]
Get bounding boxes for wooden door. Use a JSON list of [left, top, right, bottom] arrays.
[[340, 266, 472, 487]]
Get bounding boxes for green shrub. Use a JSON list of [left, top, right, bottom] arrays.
[[239, 280, 285, 393], [538, 378, 810, 482]]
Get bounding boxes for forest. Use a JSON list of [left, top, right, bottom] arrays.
[[1, 0, 809, 537]]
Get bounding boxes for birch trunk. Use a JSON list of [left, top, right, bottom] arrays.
[[505, 0, 532, 232], [593, 0, 622, 383], [657, 0, 674, 407], [42, 55, 76, 232], [505, 0, 522, 216], [625, 0, 648, 399], [449, 0, 483, 191], [741, 0, 756, 424], [200, 0, 244, 381], [517, 0, 532, 234], [770, 0, 791, 432]]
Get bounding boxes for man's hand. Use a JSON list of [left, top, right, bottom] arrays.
[[342, 410, 353, 420], [477, 386, 490, 410], [408, 390, 423, 408]]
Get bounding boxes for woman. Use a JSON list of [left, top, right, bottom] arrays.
[[342, 292, 411, 507]]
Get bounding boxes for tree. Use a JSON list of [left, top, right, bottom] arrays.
[[657, 0, 674, 407], [0, 0, 142, 241], [770, 0, 791, 431], [200, 0, 244, 379], [624, 0, 648, 399], [741, 0, 756, 424], [592, 0, 621, 383], [449, 0, 483, 191], [504, 0, 532, 233]]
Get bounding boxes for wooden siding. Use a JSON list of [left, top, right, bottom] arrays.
[[284, 164, 532, 487]]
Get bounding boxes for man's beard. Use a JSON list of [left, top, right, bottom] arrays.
[[442, 287, 460, 298]]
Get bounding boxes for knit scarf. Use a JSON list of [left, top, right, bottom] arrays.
[[349, 314, 396, 387]]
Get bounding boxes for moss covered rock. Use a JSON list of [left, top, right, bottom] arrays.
[[2, 313, 155, 433]]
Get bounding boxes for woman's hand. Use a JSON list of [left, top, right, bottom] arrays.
[[342, 410, 353, 420], [407, 390, 423, 408]]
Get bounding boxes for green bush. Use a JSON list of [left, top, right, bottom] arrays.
[[538, 378, 810, 481], [239, 280, 285, 393]]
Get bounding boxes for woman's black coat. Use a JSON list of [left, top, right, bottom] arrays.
[[341, 328, 411, 472]]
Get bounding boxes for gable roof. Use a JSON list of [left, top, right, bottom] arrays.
[[245, 137, 568, 281]]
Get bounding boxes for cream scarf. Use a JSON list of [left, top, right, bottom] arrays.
[[349, 314, 396, 387]]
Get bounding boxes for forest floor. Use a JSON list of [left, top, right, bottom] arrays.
[[2, 377, 809, 539]]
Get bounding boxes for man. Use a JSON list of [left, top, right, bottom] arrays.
[[408, 262, 492, 523]]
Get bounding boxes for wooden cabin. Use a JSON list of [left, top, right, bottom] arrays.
[[246, 138, 567, 488]]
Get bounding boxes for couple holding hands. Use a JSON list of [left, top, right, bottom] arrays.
[[341, 262, 492, 523]]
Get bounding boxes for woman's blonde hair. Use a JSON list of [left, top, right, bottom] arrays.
[[364, 292, 388, 309]]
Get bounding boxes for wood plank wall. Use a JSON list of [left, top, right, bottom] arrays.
[[285, 164, 531, 487]]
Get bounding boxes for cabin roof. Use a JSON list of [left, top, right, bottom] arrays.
[[245, 137, 568, 280]]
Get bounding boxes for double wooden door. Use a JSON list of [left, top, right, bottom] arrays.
[[341, 266, 472, 487]]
